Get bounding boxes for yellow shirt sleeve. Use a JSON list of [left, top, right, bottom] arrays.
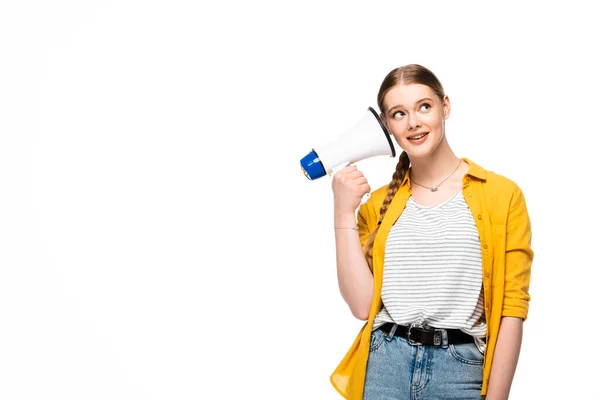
[[357, 200, 376, 250], [501, 184, 534, 320]]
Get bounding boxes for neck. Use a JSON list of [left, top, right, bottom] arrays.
[[408, 139, 462, 186]]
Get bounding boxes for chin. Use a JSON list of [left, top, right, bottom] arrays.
[[404, 144, 437, 159]]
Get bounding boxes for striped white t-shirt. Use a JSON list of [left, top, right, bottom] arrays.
[[373, 190, 487, 352]]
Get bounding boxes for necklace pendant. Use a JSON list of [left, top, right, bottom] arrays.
[[431, 187, 438, 192]]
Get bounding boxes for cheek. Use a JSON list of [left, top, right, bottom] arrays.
[[433, 112, 447, 126], [388, 120, 407, 135], [422, 114, 440, 127]]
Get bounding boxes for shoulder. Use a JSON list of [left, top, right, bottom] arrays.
[[466, 158, 522, 195], [469, 160, 530, 219], [485, 170, 520, 193]]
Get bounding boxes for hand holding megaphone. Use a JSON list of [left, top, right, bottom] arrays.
[[300, 107, 396, 205], [331, 164, 372, 212]]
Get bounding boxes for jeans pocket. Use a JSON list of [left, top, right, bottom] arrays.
[[448, 343, 484, 365], [368, 329, 386, 353]]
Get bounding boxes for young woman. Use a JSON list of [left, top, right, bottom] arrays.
[[329, 64, 533, 399]]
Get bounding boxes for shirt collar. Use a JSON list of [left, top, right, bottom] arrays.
[[462, 157, 487, 180]]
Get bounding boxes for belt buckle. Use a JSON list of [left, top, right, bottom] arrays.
[[407, 322, 423, 346]]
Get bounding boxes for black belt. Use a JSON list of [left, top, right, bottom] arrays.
[[380, 322, 474, 346]]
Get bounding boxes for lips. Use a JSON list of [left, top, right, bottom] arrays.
[[407, 132, 429, 140]]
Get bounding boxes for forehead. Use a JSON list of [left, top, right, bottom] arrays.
[[383, 83, 437, 111]]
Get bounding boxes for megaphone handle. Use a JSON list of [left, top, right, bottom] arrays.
[[361, 192, 371, 204]]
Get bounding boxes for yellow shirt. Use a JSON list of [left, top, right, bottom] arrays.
[[329, 158, 533, 398]]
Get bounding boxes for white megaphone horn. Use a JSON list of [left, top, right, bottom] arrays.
[[300, 107, 396, 203]]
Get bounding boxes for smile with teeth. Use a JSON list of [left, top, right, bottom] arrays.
[[408, 132, 429, 140]]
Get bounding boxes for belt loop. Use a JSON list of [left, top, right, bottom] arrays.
[[441, 329, 449, 349], [434, 329, 442, 346], [385, 323, 398, 342]]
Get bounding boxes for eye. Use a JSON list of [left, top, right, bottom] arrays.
[[392, 110, 405, 119], [420, 103, 431, 111]]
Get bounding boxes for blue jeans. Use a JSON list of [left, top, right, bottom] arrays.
[[364, 325, 484, 399]]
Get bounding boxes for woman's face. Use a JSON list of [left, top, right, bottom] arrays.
[[381, 83, 450, 160]]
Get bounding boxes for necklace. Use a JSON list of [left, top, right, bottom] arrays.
[[410, 159, 462, 192]]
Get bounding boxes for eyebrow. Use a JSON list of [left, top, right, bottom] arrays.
[[387, 97, 434, 114]]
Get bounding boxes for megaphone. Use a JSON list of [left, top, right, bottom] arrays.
[[300, 107, 396, 202]]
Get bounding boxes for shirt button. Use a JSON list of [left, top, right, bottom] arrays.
[[477, 214, 482, 220], [485, 272, 490, 277], [483, 244, 488, 249], [486, 302, 490, 308], [468, 193, 472, 197]]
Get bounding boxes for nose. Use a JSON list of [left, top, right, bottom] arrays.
[[408, 114, 421, 131]]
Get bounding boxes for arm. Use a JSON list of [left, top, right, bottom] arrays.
[[487, 184, 533, 399], [334, 205, 374, 321], [485, 317, 523, 400], [331, 166, 375, 320]]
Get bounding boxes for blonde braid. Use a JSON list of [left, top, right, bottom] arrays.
[[364, 151, 410, 272]]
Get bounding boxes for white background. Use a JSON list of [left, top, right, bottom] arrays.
[[1, 1, 598, 399]]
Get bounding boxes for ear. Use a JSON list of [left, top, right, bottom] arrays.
[[380, 113, 390, 130], [443, 95, 451, 120]]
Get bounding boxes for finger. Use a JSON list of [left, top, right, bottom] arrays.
[[358, 182, 371, 193], [345, 170, 365, 179], [354, 177, 368, 185]]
